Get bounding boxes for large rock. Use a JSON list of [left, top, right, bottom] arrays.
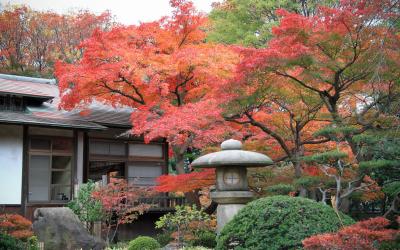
[[32, 207, 105, 250]]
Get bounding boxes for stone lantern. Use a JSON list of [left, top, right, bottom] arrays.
[[191, 139, 273, 232]]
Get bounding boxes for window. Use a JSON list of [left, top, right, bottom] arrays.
[[0, 95, 24, 111], [28, 137, 73, 202], [89, 141, 126, 156], [128, 143, 163, 158], [127, 164, 162, 186], [88, 161, 125, 181], [88, 139, 165, 187]]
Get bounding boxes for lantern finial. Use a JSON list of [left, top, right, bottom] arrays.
[[221, 139, 242, 150]]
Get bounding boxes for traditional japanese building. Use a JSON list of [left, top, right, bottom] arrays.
[[0, 74, 181, 237]]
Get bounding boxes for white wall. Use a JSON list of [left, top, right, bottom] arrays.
[[0, 125, 23, 204]]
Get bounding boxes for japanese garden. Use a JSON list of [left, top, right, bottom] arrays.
[[0, 0, 399, 249]]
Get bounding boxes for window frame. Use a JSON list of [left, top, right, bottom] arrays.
[[87, 138, 167, 187], [28, 136, 73, 204], [127, 141, 165, 161]]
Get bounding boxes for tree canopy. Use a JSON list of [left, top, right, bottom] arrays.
[[51, 0, 400, 218], [0, 5, 112, 77]]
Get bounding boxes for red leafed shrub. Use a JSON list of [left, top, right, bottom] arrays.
[[91, 178, 154, 244], [0, 214, 33, 240], [303, 217, 399, 250]]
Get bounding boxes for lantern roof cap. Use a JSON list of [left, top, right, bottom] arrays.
[[191, 139, 273, 168]]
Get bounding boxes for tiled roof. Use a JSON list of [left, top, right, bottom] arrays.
[[0, 74, 133, 129], [68, 105, 133, 127], [0, 110, 106, 130], [0, 74, 56, 99]]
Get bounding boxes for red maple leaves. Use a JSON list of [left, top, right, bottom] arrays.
[[303, 217, 399, 250]]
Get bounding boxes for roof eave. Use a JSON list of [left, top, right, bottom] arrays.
[[0, 119, 107, 130]]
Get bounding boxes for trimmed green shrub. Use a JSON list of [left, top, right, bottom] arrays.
[[189, 230, 216, 248], [128, 236, 160, 250], [0, 233, 24, 250], [216, 196, 354, 250]]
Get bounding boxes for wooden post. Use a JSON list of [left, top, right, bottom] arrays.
[[93, 221, 102, 240]]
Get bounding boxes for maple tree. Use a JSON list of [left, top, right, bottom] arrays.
[[302, 217, 399, 250], [0, 5, 112, 77], [91, 178, 154, 244], [54, 0, 400, 218], [222, 62, 329, 179], [234, 0, 400, 163], [56, 0, 239, 206], [155, 169, 215, 193], [219, 0, 400, 208]]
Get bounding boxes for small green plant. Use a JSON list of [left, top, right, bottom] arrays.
[[155, 205, 212, 248], [128, 236, 160, 250], [68, 180, 103, 233], [155, 232, 172, 247], [27, 236, 39, 250], [105, 241, 129, 250], [179, 247, 213, 250], [0, 233, 25, 250], [188, 230, 216, 249]]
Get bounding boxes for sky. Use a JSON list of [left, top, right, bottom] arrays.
[[1, 0, 220, 25]]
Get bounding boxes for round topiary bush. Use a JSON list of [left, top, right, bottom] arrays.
[[216, 196, 355, 250], [128, 236, 160, 250]]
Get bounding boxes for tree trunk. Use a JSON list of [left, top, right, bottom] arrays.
[[339, 197, 351, 214], [309, 188, 317, 201], [175, 152, 201, 208], [299, 187, 308, 197], [318, 188, 327, 205], [384, 192, 400, 220]]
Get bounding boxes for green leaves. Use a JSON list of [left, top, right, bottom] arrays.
[[155, 205, 210, 231], [156, 205, 213, 247], [207, 0, 327, 48], [67, 180, 103, 226], [265, 183, 295, 195], [294, 176, 321, 188], [359, 160, 400, 172], [313, 126, 359, 139], [302, 150, 348, 164], [382, 181, 400, 198]]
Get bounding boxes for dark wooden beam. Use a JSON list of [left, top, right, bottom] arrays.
[[20, 125, 28, 216]]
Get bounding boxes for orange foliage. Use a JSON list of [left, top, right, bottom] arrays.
[[0, 214, 33, 240], [0, 5, 112, 76], [56, 0, 239, 152]]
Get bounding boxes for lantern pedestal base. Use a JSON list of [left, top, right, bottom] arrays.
[[216, 204, 246, 233], [211, 191, 254, 233]]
